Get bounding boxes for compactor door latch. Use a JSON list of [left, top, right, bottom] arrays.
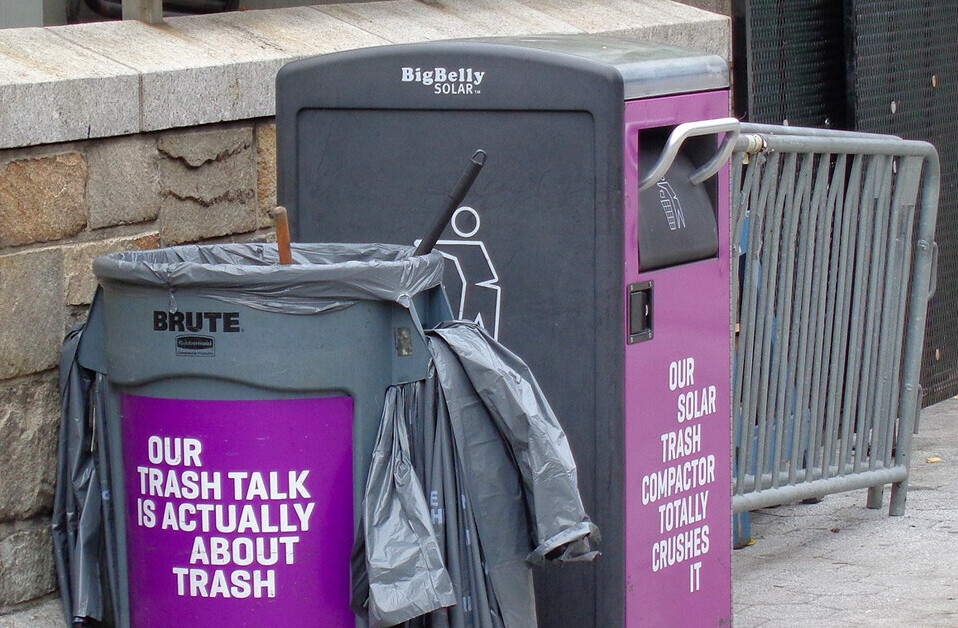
[[628, 281, 653, 344]]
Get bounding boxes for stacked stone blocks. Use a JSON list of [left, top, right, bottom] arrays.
[[0, 120, 278, 608]]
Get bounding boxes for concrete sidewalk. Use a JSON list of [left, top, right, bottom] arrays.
[[733, 398, 958, 627], [4, 400, 956, 627]]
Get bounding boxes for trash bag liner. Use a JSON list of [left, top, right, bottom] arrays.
[[362, 386, 457, 628], [53, 326, 104, 624], [406, 374, 504, 628], [431, 323, 600, 564], [354, 321, 599, 627], [428, 335, 538, 628], [53, 319, 121, 626], [93, 242, 445, 314]]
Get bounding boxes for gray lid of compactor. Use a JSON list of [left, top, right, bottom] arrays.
[[470, 34, 728, 99]]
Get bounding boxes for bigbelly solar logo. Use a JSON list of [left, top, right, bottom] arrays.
[[401, 66, 485, 95]]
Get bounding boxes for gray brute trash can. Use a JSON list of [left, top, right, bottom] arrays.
[[90, 242, 447, 628]]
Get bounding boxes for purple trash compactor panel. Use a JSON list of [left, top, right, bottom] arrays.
[[122, 394, 355, 627], [623, 91, 733, 627]]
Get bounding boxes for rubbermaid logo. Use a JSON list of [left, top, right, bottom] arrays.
[[176, 335, 215, 357], [401, 66, 485, 95]]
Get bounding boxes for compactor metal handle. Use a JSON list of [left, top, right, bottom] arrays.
[[638, 117, 741, 191]]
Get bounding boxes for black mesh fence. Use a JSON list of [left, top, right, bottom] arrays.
[[847, 0, 958, 406], [739, 0, 846, 128], [736, 0, 958, 405]]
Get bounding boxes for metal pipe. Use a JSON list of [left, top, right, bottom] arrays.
[[414, 150, 486, 257], [638, 117, 740, 190], [889, 146, 941, 515], [730, 123, 939, 517], [735, 460, 905, 494], [740, 123, 898, 140], [807, 154, 845, 472], [86, 0, 235, 18], [736, 132, 935, 158], [733, 466, 908, 513]]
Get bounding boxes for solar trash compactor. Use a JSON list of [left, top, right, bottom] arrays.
[[277, 35, 737, 627]]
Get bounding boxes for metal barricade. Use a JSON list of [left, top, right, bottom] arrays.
[[730, 124, 940, 516]]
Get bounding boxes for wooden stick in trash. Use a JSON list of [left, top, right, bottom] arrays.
[[272, 206, 294, 265]]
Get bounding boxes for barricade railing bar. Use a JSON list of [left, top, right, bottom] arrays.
[[730, 124, 940, 516]]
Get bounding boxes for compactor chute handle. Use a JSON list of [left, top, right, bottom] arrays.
[[638, 118, 740, 191]]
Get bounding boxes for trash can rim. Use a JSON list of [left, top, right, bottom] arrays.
[[92, 242, 444, 289]]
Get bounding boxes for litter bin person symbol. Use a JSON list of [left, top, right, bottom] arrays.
[[416, 205, 502, 339]]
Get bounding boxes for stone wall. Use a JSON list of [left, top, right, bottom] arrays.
[[0, 0, 729, 615], [0, 119, 277, 607]]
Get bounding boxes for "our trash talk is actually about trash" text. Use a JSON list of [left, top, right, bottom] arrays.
[[133, 436, 317, 600]]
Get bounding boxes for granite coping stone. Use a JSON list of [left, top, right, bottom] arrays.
[[0, 0, 728, 149], [0, 27, 139, 149], [314, 0, 581, 44]]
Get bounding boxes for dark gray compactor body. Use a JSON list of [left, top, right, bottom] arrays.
[[276, 35, 733, 627]]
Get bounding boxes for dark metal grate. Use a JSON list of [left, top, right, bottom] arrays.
[[738, 0, 958, 405], [848, 0, 958, 405], [740, 0, 847, 128]]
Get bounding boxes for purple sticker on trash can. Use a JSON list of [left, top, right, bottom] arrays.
[[121, 394, 354, 627]]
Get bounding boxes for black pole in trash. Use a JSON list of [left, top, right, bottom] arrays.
[[414, 149, 486, 256]]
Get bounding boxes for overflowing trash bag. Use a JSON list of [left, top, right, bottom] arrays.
[[53, 303, 120, 627], [352, 322, 600, 628]]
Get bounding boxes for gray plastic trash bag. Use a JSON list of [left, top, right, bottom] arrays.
[[93, 242, 444, 314], [430, 323, 600, 564], [53, 307, 121, 627], [361, 386, 457, 627], [405, 374, 507, 628], [53, 326, 104, 624], [353, 320, 598, 628], [427, 340, 537, 628]]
